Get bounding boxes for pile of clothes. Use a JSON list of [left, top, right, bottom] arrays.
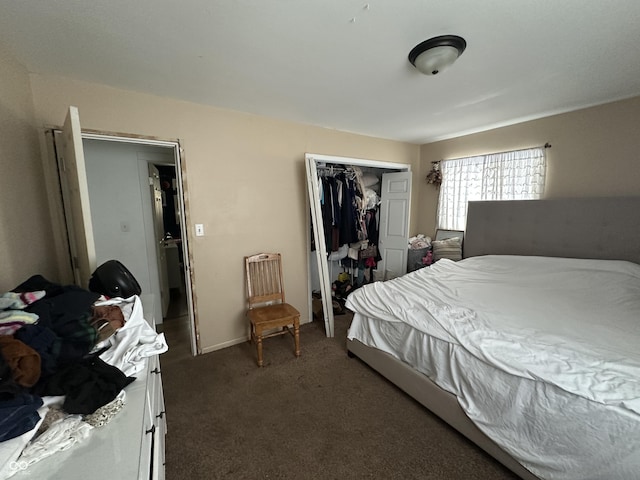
[[0, 275, 167, 478], [407, 234, 433, 272]]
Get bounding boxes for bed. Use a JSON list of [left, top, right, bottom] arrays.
[[345, 197, 640, 480]]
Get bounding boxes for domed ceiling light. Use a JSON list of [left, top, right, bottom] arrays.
[[408, 35, 467, 75]]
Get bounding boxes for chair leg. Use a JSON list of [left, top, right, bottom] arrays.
[[252, 324, 264, 367], [293, 317, 300, 358], [256, 334, 263, 367], [256, 336, 262, 367]]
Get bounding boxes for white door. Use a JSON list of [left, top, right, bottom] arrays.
[[57, 106, 97, 288], [149, 164, 170, 318], [377, 171, 412, 280]]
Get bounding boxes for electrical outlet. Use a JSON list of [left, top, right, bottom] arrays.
[[195, 224, 204, 236]]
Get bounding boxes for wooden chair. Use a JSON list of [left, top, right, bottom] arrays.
[[245, 253, 300, 367]]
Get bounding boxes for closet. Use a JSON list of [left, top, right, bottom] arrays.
[[305, 153, 411, 337]]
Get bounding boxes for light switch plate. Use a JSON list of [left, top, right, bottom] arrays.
[[195, 224, 204, 236]]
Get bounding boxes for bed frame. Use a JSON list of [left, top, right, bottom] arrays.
[[347, 197, 640, 480]]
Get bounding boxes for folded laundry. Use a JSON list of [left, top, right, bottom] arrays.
[[408, 234, 431, 250], [37, 355, 134, 415], [0, 323, 29, 336], [0, 394, 44, 442], [13, 325, 60, 378], [0, 336, 41, 388], [0, 311, 38, 327], [0, 291, 45, 311], [0, 355, 22, 400], [1, 274, 168, 477], [22, 285, 99, 364], [9, 415, 92, 474]]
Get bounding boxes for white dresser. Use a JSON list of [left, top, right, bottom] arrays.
[[10, 295, 166, 480]]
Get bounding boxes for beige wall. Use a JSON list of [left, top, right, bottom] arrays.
[[0, 48, 58, 291], [418, 96, 640, 237], [28, 73, 420, 352], [11, 64, 636, 352]]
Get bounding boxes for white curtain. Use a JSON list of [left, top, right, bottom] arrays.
[[437, 147, 546, 231]]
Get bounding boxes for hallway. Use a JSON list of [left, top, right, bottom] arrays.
[[158, 285, 193, 366]]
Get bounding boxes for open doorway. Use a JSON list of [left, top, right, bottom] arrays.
[[152, 163, 192, 354], [50, 118, 199, 356]]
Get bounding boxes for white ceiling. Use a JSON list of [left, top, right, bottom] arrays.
[[1, 0, 640, 144]]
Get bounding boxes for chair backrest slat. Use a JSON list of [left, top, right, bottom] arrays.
[[245, 253, 286, 309]]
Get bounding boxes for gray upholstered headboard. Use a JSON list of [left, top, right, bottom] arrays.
[[464, 197, 640, 264]]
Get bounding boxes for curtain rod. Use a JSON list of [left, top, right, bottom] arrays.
[[431, 143, 551, 164]]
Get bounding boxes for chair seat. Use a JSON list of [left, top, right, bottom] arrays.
[[247, 303, 300, 328]]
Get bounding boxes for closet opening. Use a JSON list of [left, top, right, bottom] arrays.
[[305, 153, 412, 338]]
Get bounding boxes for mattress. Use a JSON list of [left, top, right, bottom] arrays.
[[345, 256, 640, 480]]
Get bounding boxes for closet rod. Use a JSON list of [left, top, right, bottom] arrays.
[[317, 163, 352, 171], [317, 164, 359, 178]]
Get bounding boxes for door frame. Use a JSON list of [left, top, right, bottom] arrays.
[[305, 153, 411, 338], [49, 128, 200, 355]]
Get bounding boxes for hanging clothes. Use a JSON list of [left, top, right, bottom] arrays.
[[337, 173, 359, 246], [365, 209, 380, 247], [317, 167, 370, 253], [319, 176, 333, 252]]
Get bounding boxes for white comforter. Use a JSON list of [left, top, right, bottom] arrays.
[[345, 255, 640, 479]]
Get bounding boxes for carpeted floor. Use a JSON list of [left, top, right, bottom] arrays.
[[159, 312, 519, 479]]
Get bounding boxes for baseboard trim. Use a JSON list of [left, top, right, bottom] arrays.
[[201, 336, 248, 354], [199, 319, 312, 354]]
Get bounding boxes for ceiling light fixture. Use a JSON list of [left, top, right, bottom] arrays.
[[408, 35, 467, 76]]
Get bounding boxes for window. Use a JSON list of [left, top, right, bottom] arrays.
[[437, 147, 546, 231]]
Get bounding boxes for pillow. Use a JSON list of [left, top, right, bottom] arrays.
[[432, 237, 462, 262], [361, 174, 379, 187]]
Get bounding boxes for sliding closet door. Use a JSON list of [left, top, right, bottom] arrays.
[[378, 171, 412, 280], [305, 156, 335, 337]]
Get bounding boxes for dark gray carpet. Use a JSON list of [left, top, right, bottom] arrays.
[[160, 314, 519, 479]]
